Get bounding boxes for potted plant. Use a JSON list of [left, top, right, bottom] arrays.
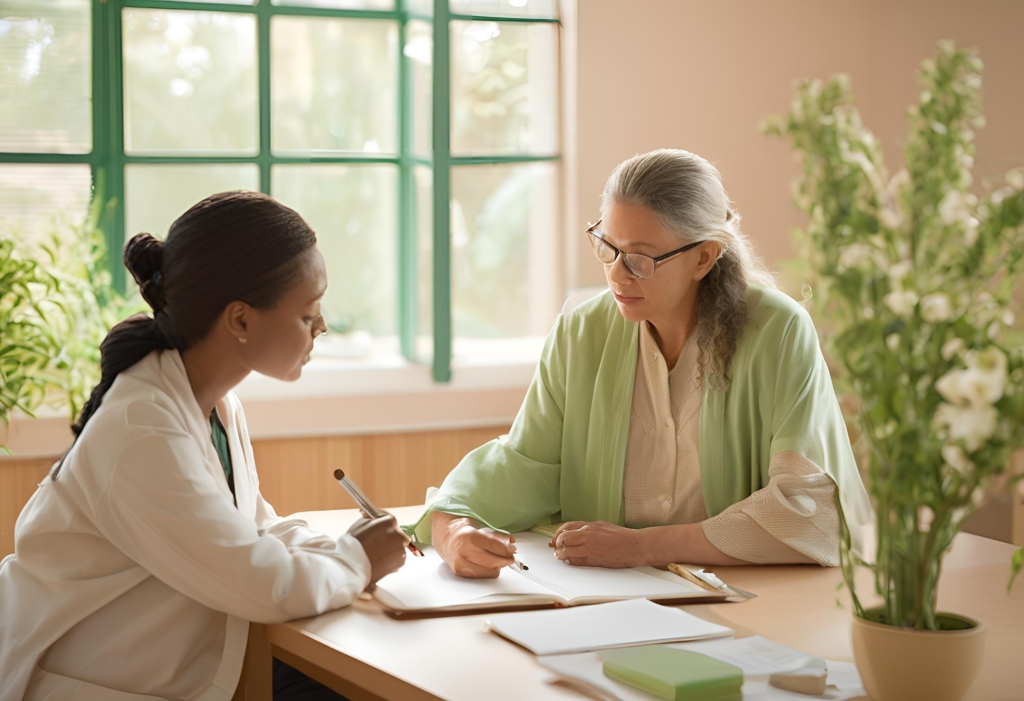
[[763, 41, 1024, 701]]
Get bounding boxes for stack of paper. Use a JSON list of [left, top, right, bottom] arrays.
[[486, 599, 733, 655], [538, 636, 866, 701]]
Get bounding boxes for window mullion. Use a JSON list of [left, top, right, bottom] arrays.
[[93, 0, 126, 293], [431, 0, 451, 382], [397, 1, 417, 361], [257, 0, 272, 194]]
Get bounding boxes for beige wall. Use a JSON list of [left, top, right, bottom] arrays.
[[569, 0, 1024, 290]]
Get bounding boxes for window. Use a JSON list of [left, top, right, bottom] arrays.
[[0, 0, 562, 382]]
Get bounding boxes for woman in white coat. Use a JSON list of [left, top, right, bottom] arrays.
[[0, 191, 409, 701]]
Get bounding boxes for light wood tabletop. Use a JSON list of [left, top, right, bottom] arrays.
[[234, 505, 1024, 701]]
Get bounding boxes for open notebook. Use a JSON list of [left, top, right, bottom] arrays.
[[373, 531, 730, 616]]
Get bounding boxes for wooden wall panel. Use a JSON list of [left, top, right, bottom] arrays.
[[0, 426, 509, 559], [0, 457, 54, 559], [251, 426, 509, 517]]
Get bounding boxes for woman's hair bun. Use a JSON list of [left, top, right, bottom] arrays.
[[124, 233, 166, 311]]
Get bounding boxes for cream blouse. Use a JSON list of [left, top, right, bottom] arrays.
[[622, 322, 840, 565]]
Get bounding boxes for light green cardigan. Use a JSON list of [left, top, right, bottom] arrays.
[[412, 286, 872, 554]]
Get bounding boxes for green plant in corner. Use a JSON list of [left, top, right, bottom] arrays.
[[0, 238, 60, 450], [0, 194, 143, 446], [33, 195, 144, 422], [763, 41, 1024, 629]]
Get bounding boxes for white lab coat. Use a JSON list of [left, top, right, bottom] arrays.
[[0, 350, 371, 701]]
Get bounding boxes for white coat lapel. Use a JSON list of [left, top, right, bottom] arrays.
[[158, 351, 238, 508]]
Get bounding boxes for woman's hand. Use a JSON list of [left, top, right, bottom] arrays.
[[431, 511, 516, 579], [552, 521, 646, 568], [347, 515, 410, 587]]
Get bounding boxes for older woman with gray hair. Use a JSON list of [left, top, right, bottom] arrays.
[[411, 149, 872, 577]]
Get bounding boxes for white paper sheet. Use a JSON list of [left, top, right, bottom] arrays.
[[513, 532, 707, 602], [538, 636, 865, 701], [486, 598, 733, 655], [373, 546, 555, 610]]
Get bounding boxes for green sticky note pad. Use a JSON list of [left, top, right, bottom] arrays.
[[602, 646, 744, 701]]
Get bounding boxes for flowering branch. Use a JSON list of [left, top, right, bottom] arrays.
[[764, 41, 1024, 629]]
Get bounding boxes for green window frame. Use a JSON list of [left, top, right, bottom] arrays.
[[0, 0, 561, 382]]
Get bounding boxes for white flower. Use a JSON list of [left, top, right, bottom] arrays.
[[942, 444, 975, 475], [883, 290, 918, 316], [886, 333, 901, 351], [1002, 310, 1015, 327], [938, 190, 978, 227], [937, 347, 1009, 410], [934, 402, 998, 452], [987, 321, 1001, 339], [991, 187, 1015, 205], [964, 219, 979, 247], [863, 306, 875, 320], [965, 347, 1008, 398], [920, 293, 952, 323], [888, 260, 913, 283], [878, 206, 902, 230], [1006, 167, 1024, 191], [941, 337, 965, 361], [838, 244, 875, 270]]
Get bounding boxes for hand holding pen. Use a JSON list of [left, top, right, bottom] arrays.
[[428, 510, 527, 579], [334, 469, 423, 557]]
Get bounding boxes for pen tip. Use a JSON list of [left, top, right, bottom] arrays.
[[333, 469, 345, 480]]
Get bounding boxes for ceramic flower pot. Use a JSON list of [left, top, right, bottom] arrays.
[[851, 609, 986, 701]]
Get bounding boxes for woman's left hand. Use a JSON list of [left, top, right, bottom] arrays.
[[551, 521, 646, 568]]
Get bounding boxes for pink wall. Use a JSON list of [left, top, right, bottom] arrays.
[[570, 0, 1024, 289]]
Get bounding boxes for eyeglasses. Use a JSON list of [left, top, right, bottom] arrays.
[[587, 220, 704, 279]]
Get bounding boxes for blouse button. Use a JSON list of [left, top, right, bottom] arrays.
[[664, 420, 671, 427], [653, 353, 660, 359]]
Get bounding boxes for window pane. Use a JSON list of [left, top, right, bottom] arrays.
[[272, 165, 397, 336], [414, 165, 433, 361], [122, 9, 258, 155], [0, 164, 92, 243], [272, 0, 392, 9], [272, 17, 398, 155], [450, 0, 558, 20], [0, 0, 91, 153], [407, 0, 432, 15], [406, 20, 432, 158], [451, 21, 558, 156], [451, 162, 559, 338], [125, 164, 259, 240]]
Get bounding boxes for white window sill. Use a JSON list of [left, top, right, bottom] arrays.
[[0, 336, 544, 459]]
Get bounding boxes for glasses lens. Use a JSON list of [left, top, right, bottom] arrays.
[[623, 253, 655, 279], [589, 233, 617, 264]]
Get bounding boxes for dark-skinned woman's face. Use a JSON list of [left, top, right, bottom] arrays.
[[243, 246, 328, 381]]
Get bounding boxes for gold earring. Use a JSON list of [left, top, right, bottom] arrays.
[[238, 337, 247, 344]]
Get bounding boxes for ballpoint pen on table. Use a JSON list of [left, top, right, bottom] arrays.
[[333, 469, 424, 557]]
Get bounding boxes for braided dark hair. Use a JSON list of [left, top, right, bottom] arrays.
[[55, 190, 316, 477]]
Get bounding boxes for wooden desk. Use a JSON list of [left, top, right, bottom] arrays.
[[237, 506, 1024, 701]]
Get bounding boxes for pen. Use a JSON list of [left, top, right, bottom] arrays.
[[333, 469, 424, 557], [507, 534, 528, 571]]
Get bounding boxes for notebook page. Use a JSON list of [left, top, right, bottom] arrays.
[[512, 532, 704, 603], [372, 545, 557, 610]]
